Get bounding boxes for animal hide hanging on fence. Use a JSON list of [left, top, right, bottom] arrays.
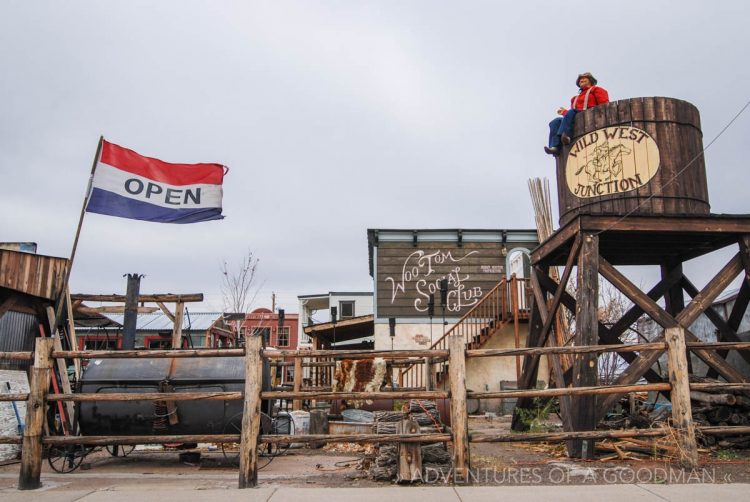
[[333, 357, 387, 408]]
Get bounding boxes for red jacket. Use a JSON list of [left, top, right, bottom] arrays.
[[565, 85, 609, 114]]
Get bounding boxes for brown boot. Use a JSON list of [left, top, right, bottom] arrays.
[[561, 133, 571, 145], [544, 146, 559, 156]]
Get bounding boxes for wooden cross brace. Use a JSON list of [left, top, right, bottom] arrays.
[[516, 234, 750, 432]]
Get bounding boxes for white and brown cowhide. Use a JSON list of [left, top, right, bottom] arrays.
[[332, 357, 387, 408]]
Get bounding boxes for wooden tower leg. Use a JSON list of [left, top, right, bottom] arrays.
[[662, 258, 691, 373], [570, 233, 599, 459], [511, 302, 543, 431]]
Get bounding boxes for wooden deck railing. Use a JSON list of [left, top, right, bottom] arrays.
[[398, 276, 532, 388]]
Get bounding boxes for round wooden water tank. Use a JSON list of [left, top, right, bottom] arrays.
[[556, 97, 710, 226]]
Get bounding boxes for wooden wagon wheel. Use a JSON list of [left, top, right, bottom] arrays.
[[221, 412, 275, 469], [46, 444, 87, 473], [106, 444, 136, 457]]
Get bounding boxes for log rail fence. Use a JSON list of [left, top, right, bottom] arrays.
[[2, 333, 750, 488]]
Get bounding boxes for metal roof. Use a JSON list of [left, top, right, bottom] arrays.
[[0, 311, 38, 369], [99, 311, 224, 332]]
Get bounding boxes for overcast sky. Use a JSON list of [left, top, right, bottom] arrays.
[[1, 1, 748, 314]]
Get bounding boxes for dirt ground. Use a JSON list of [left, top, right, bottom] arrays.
[[2, 416, 749, 489]]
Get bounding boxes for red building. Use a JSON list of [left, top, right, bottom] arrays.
[[241, 308, 300, 385]]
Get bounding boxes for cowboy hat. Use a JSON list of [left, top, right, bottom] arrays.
[[576, 72, 598, 87]]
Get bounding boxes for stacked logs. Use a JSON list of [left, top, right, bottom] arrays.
[[369, 400, 450, 481], [691, 376, 750, 448]]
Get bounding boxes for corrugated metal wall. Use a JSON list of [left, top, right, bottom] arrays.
[[0, 311, 38, 370]]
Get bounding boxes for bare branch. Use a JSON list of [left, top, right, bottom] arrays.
[[220, 249, 261, 315]]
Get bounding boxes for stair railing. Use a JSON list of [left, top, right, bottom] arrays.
[[397, 276, 531, 387]]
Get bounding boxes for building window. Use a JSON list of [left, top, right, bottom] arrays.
[[79, 336, 119, 350], [339, 301, 355, 319], [253, 327, 271, 343], [146, 336, 172, 349], [277, 327, 290, 347]]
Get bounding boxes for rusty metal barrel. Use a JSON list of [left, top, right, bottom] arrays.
[[556, 97, 710, 226]]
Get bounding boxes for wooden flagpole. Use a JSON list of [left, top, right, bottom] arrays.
[[53, 135, 104, 328]]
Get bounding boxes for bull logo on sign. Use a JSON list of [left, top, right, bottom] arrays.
[[574, 143, 632, 184]]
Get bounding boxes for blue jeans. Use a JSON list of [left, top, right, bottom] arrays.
[[548, 110, 577, 148]]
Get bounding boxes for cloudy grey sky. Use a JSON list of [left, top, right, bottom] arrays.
[[1, 1, 748, 313]]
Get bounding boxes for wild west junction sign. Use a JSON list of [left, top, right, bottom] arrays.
[[565, 125, 660, 199]]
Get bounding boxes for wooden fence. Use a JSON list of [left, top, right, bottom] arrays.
[[2, 331, 750, 489]]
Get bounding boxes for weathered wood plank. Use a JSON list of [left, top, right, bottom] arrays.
[[472, 428, 669, 443], [71, 294, 203, 303], [571, 234, 599, 459], [53, 349, 245, 359], [48, 391, 243, 402], [578, 215, 750, 234], [40, 433, 452, 446], [268, 349, 449, 359], [18, 338, 54, 490], [665, 327, 698, 468], [449, 335, 469, 479], [171, 302, 185, 349], [397, 417, 422, 482], [468, 342, 667, 358], [293, 356, 303, 411], [238, 334, 263, 489], [469, 382, 670, 399], [538, 235, 582, 350], [156, 302, 175, 322]]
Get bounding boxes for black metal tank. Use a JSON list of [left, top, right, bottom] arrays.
[[78, 357, 270, 435]]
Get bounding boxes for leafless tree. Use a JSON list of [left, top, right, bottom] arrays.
[[220, 249, 262, 337], [563, 276, 645, 384]]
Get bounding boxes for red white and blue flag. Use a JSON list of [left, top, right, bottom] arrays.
[[86, 140, 226, 224]]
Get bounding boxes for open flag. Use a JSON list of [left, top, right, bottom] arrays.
[[86, 140, 226, 224]]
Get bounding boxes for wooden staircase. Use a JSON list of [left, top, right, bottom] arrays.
[[398, 275, 531, 389]]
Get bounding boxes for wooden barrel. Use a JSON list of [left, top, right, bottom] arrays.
[[556, 97, 710, 226]]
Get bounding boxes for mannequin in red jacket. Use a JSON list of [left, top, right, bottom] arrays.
[[545, 73, 609, 155]]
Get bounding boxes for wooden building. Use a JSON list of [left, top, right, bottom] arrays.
[[367, 228, 547, 413], [0, 247, 68, 461], [297, 292, 373, 347], [242, 308, 300, 385]]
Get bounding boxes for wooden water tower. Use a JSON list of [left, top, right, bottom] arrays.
[[514, 97, 750, 459]]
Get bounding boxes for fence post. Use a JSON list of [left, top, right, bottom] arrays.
[[238, 334, 263, 488], [449, 334, 469, 482], [665, 326, 699, 468], [423, 356, 433, 391], [293, 356, 303, 411], [18, 338, 54, 490]]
